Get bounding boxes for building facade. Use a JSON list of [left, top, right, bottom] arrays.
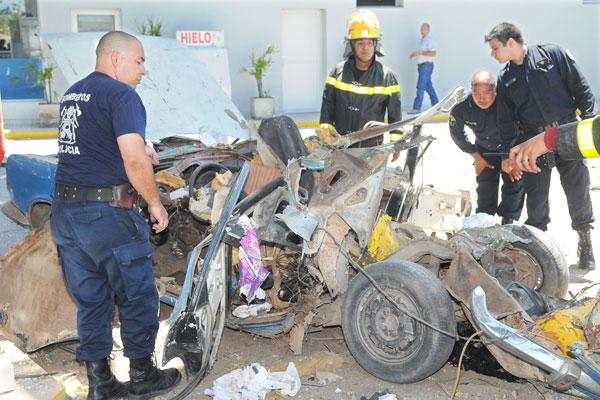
[[2, 0, 599, 123]]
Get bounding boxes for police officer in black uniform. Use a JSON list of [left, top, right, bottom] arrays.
[[320, 9, 401, 147], [449, 70, 524, 224], [485, 22, 596, 269]]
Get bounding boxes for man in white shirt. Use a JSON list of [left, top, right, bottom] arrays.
[[409, 23, 439, 113]]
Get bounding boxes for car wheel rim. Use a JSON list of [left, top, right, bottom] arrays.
[[355, 284, 424, 363], [493, 247, 544, 290]]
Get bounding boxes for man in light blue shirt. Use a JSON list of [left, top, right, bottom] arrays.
[[409, 23, 439, 113]]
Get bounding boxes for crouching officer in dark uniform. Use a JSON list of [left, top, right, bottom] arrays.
[[485, 22, 596, 270], [319, 8, 401, 147], [50, 31, 181, 399], [510, 116, 600, 168], [449, 70, 524, 224]]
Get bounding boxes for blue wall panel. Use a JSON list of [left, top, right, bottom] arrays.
[[0, 58, 45, 100]]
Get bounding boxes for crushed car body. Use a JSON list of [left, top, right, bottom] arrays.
[[4, 84, 599, 399]]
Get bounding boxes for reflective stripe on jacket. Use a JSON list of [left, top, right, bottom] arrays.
[[319, 57, 401, 136], [556, 116, 600, 159]]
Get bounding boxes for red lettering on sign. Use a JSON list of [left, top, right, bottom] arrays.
[[180, 32, 189, 43], [204, 31, 211, 44], [191, 31, 199, 44]]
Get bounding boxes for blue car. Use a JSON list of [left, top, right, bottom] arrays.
[[2, 154, 56, 229], [1, 140, 254, 231]]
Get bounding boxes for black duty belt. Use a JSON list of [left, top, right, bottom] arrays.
[[521, 113, 577, 136], [54, 183, 115, 201], [54, 182, 137, 208]]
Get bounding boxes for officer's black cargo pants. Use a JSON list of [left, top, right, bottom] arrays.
[[476, 152, 525, 220], [50, 197, 159, 362], [523, 155, 594, 231]]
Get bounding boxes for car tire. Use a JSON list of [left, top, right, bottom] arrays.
[[29, 202, 51, 230], [499, 224, 569, 298], [342, 260, 456, 383]]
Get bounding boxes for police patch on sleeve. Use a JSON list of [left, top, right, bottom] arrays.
[[449, 115, 456, 127], [566, 49, 576, 61]]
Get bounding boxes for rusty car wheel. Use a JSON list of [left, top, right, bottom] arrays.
[[496, 224, 569, 298], [29, 202, 51, 230], [342, 260, 455, 383]]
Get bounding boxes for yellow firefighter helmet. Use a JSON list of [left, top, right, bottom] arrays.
[[346, 9, 381, 41]]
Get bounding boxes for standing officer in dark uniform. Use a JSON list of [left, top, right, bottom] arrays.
[[449, 70, 524, 224], [320, 8, 401, 147], [485, 22, 596, 269], [50, 31, 181, 399]]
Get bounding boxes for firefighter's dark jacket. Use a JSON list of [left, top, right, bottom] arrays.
[[449, 94, 502, 154], [319, 56, 401, 135], [555, 116, 600, 160], [496, 44, 597, 151]]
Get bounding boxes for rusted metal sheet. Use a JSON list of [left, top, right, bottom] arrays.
[[163, 150, 247, 177], [0, 225, 77, 352], [309, 149, 387, 249], [585, 299, 600, 350], [289, 286, 322, 355], [441, 249, 555, 381], [243, 163, 282, 194], [315, 213, 351, 298]]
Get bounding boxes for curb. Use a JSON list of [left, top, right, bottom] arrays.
[[5, 130, 58, 140], [5, 114, 451, 140], [294, 113, 450, 129]]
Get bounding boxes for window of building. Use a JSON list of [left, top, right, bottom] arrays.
[[71, 9, 121, 32], [0, 0, 42, 100], [357, 0, 403, 6], [0, 0, 38, 58]]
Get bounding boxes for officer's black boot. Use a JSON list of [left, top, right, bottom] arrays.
[[128, 355, 181, 400], [577, 229, 596, 270], [86, 358, 128, 400], [501, 217, 514, 225]]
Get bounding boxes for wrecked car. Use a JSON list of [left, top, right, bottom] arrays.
[[159, 87, 580, 396], [1, 82, 584, 398]]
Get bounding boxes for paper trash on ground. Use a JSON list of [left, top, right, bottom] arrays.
[[205, 362, 301, 399]]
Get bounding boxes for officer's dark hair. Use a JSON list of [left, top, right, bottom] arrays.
[[484, 23, 524, 45], [96, 31, 140, 57]]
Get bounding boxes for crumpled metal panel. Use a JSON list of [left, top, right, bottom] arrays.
[[537, 298, 597, 355], [41, 33, 249, 144], [585, 299, 600, 350], [314, 213, 351, 298], [450, 225, 532, 259], [277, 206, 320, 242], [0, 225, 77, 352], [442, 249, 554, 381], [304, 148, 387, 248]]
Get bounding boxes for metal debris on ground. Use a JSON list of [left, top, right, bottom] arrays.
[[360, 393, 397, 400]]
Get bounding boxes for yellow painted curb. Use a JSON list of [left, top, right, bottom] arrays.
[[296, 120, 320, 128], [293, 114, 450, 129], [6, 112, 452, 139], [5, 130, 58, 139]]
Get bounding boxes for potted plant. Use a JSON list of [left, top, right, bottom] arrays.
[[13, 59, 59, 127], [137, 16, 163, 36], [241, 45, 276, 119]]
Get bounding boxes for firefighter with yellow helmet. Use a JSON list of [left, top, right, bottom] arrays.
[[319, 9, 401, 147]]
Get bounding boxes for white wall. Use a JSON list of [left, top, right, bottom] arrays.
[[37, 0, 600, 116]]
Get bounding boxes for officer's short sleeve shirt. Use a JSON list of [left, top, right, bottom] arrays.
[[55, 72, 147, 187]]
